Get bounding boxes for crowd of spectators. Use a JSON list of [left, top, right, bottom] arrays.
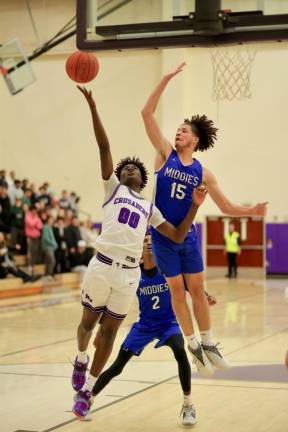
[[0, 169, 99, 282]]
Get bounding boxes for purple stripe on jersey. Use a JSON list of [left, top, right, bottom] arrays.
[[102, 183, 121, 208], [128, 187, 144, 200], [81, 302, 105, 313], [104, 307, 126, 320], [148, 202, 153, 221], [96, 252, 113, 265]]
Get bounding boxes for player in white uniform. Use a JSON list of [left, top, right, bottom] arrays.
[[71, 86, 207, 418]]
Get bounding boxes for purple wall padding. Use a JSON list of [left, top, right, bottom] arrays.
[[266, 223, 288, 273]]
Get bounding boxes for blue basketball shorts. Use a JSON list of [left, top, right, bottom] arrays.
[[151, 232, 204, 277], [122, 321, 182, 356]]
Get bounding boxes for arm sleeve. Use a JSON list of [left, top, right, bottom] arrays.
[[149, 204, 166, 228], [103, 173, 120, 202]]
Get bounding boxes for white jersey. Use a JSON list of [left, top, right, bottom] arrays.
[[94, 173, 165, 265]]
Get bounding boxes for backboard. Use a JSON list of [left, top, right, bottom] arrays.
[[0, 38, 36, 95], [76, 0, 288, 51]]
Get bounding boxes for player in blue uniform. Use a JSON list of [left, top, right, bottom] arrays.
[[141, 62, 268, 376], [73, 232, 216, 425]]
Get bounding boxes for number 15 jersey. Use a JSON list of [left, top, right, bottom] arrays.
[[152, 149, 202, 244]]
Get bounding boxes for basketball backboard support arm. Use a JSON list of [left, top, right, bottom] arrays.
[[76, 0, 288, 51]]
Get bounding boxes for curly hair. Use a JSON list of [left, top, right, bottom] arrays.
[[184, 115, 218, 152], [114, 156, 149, 190]]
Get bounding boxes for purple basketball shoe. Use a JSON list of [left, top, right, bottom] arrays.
[[71, 355, 89, 391], [73, 389, 93, 418]]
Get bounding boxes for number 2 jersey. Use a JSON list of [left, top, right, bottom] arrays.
[[152, 149, 203, 245], [136, 266, 177, 328], [94, 173, 165, 266]]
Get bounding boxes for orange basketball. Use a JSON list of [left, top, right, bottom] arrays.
[[65, 51, 99, 83]]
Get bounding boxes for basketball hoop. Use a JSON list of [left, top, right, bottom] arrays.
[[210, 45, 257, 101]]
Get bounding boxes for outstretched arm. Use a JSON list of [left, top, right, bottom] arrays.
[[155, 185, 206, 243], [204, 167, 268, 217], [141, 62, 186, 162], [77, 86, 113, 180]]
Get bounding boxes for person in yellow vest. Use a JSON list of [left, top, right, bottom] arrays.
[[224, 222, 240, 278]]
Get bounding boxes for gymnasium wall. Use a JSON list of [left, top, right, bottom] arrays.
[[0, 0, 287, 221]]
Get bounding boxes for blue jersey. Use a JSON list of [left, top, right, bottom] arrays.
[[152, 149, 202, 244], [136, 267, 177, 328]]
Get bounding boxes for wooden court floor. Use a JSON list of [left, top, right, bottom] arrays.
[[0, 278, 287, 432]]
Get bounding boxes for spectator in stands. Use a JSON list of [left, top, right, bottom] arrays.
[[6, 170, 16, 190], [0, 170, 8, 188], [0, 185, 11, 231], [38, 186, 51, 208], [29, 183, 39, 204], [22, 188, 32, 207], [22, 178, 29, 193], [8, 179, 23, 205], [70, 191, 80, 214], [80, 219, 98, 250], [65, 216, 82, 255], [41, 215, 57, 280], [10, 197, 25, 253], [59, 190, 71, 210], [0, 232, 40, 283], [70, 239, 94, 282], [64, 209, 74, 225], [53, 216, 70, 273], [25, 204, 43, 274]]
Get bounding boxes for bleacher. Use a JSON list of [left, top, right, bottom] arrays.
[[0, 254, 81, 299]]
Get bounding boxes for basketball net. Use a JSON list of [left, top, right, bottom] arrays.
[[210, 45, 257, 101]]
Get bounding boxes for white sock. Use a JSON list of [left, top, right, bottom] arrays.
[[82, 373, 98, 392], [77, 351, 88, 364], [200, 329, 214, 346], [183, 393, 192, 406], [185, 334, 199, 350]]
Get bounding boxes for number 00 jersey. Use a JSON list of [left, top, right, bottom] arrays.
[[152, 149, 203, 244], [94, 173, 165, 266]]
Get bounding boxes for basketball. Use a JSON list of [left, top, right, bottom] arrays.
[[285, 350, 288, 370], [65, 51, 99, 83]]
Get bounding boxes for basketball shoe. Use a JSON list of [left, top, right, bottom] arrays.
[[201, 343, 231, 370], [188, 342, 214, 377], [71, 355, 89, 391], [73, 389, 93, 418], [181, 404, 197, 426]]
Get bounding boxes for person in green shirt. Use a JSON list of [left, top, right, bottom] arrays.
[[224, 222, 240, 278], [41, 215, 57, 279]]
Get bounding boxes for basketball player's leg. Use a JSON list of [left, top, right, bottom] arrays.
[[151, 237, 196, 336], [72, 257, 111, 392], [73, 267, 140, 418], [89, 312, 124, 379], [165, 334, 196, 426], [165, 274, 195, 336], [184, 271, 210, 331], [184, 272, 230, 370], [72, 307, 102, 392], [92, 347, 133, 396], [91, 323, 154, 397]]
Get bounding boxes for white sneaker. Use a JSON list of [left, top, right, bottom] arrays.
[[181, 404, 197, 426], [188, 342, 214, 377], [201, 343, 231, 370]]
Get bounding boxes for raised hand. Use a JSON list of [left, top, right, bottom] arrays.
[[252, 201, 268, 217], [77, 85, 96, 109], [164, 62, 186, 80], [192, 184, 207, 207]]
